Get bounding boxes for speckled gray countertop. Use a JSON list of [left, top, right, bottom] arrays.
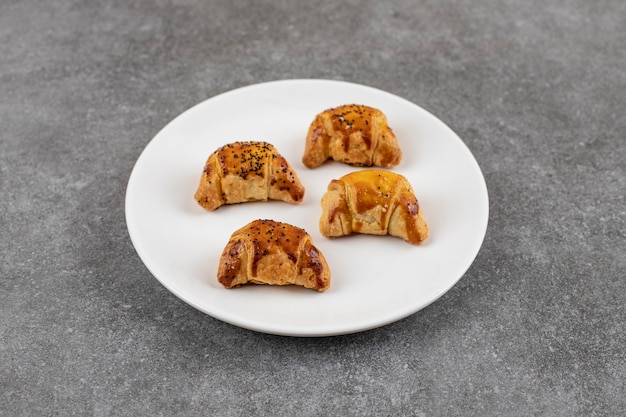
[[1, 1, 624, 416]]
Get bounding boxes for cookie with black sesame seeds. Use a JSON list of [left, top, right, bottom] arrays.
[[217, 219, 331, 292], [195, 141, 305, 210], [303, 104, 402, 168]]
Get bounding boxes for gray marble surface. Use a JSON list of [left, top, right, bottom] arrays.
[[1, 0, 624, 416]]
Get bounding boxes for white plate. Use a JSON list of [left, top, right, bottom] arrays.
[[125, 79, 489, 337]]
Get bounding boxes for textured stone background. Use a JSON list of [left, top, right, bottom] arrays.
[[1, 0, 624, 416]]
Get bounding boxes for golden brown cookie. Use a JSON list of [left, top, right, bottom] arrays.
[[302, 104, 402, 168], [218, 219, 331, 292], [320, 170, 428, 244], [195, 141, 305, 210]]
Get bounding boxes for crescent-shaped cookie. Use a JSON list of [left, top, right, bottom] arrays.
[[195, 141, 305, 211], [320, 169, 428, 244], [302, 104, 402, 168], [218, 219, 331, 292]]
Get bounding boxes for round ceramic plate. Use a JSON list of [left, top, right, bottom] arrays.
[[125, 79, 489, 336]]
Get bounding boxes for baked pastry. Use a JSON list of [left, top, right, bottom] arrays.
[[320, 170, 428, 244], [302, 104, 402, 168], [218, 219, 331, 291], [195, 141, 305, 210]]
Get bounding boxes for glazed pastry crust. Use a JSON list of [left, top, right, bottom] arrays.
[[302, 104, 402, 168], [195, 141, 305, 211], [320, 170, 428, 244], [218, 219, 331, 292]]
